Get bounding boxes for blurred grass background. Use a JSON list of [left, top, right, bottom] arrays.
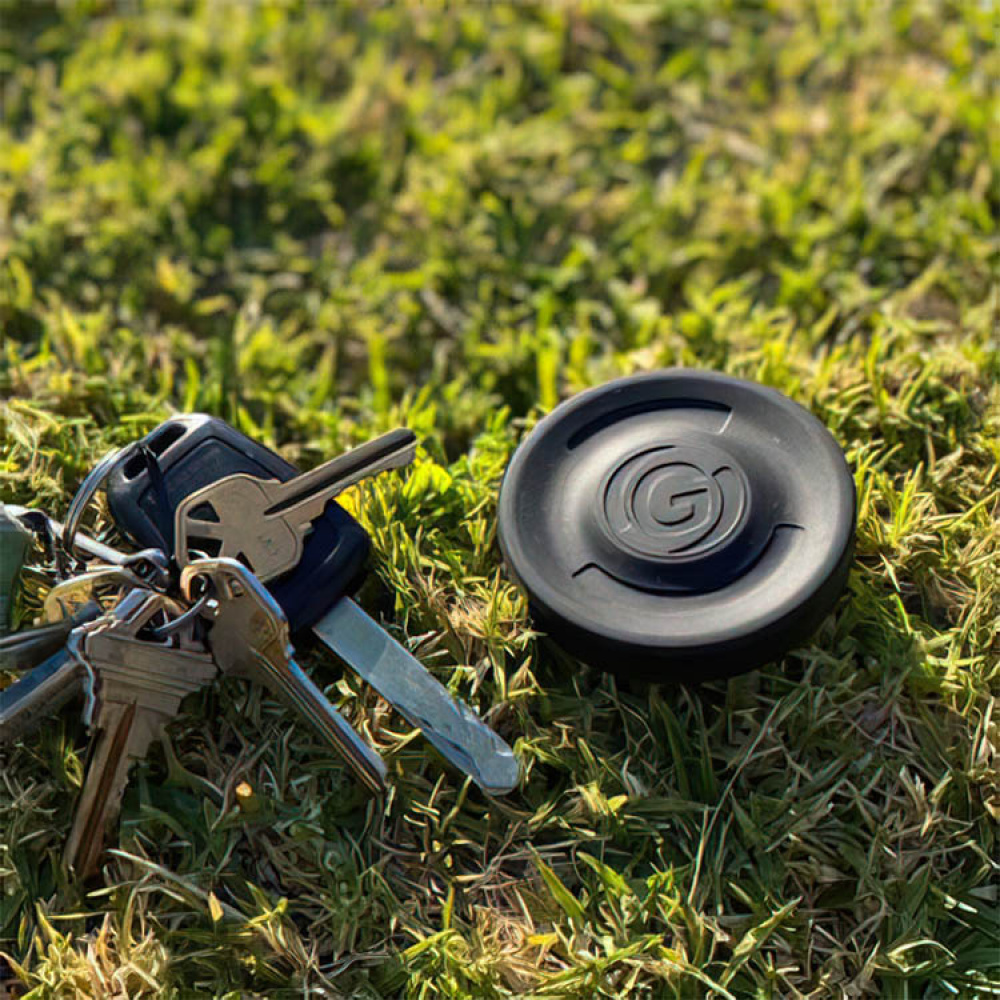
[[1, 1, 998, 997]]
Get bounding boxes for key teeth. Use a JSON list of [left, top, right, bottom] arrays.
[[63, 701, 138, 881]]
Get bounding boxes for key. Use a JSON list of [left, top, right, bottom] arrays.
[[310, 601, 519, 794], [62, 588, 218, 878], [179, 557, 387, 795], [0, 600, 121, 744], [0, 648, 89, 745], [173, 428, 416, 580], [0, 603, 102, 673], [42, 570, 120, 624], [105, 413, 372, 632], [41, 550, 170, 624], [105, 415, 520, 795]]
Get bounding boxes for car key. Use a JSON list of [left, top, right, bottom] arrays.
[[173, 428, 416, 579], [106, 413, 372, 631], [106, 415, 519, 795], [179, 557, 387, 795], [63, 588, 218, 878]]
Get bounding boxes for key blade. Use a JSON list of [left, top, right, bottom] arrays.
[[63, 701, 138, 879], [0, 648, 84, 744], [312, 599, 520, 795], [261, 649, 388, 796], [0, 603, 101, 672], [0, 628, 72, 673], [180, 558, 387, 795], [263, 428, 417, 518]]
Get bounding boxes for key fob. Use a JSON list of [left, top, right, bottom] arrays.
[[106, 414, 370, 632]]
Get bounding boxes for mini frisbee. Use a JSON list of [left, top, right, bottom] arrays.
[[497, 370, 856, 681]]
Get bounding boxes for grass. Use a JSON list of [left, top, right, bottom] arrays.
[[0, 1, 997, 997]]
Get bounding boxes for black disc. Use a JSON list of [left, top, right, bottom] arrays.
[[497, 369, 856, 682]]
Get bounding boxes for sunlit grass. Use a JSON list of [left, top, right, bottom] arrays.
[[1, 1, 997, 997]]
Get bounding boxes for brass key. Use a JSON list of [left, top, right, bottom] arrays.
[[173, 428, 416, 580], [63, 589, 218, 878], [41, 550, 171, 623]]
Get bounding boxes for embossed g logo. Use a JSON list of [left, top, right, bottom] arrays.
[[602, 446, 747, 559]]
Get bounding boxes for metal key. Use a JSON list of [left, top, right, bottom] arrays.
[[41, 550, 171, 623], [0, 647, 90, 745], [312, 601, 519, 794], [179, 558, 387, 795], [0, 598, 139, 746], [63, 589, 218, 878], [0, 603, 102, 673], [174, 428, 416, 580]]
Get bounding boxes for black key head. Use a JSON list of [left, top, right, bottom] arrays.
[[106, 414, 370, 631]]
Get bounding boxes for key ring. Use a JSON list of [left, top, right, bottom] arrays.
[[148, 593, 210, 639], [61, 444, 136, 568]]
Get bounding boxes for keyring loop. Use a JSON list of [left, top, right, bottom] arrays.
[[149, 593, 210, 638], [61, 445, 135, 563]]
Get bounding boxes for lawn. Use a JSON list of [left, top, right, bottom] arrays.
[[0, 2, 997, 997]]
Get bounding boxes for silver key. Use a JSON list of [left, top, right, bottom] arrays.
[[63, 589, 218, 878], [0, 602, 102, 673], [0, 604, 114, 742], [179, 558, 387, 795], [173, 429, 416, 579], [313, 601, 519, 794], [0, 648, 88, 745], [174, 432, 517, 793]]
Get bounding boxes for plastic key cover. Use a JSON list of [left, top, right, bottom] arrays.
[[497, 370, 856, 682]]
